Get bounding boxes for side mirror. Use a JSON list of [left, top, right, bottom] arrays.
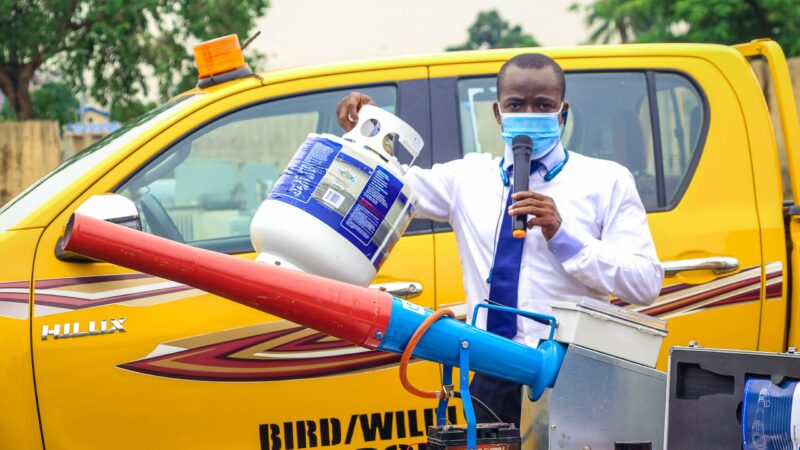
[[56, 194, 142, 262]]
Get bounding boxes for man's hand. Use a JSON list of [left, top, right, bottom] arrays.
[[336, 92, 376, 131], [509, 191, 562, 240]]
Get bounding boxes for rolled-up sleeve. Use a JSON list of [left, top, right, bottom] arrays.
[[547, 169, 664, 306]]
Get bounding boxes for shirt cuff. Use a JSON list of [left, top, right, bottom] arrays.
[[547, 222, 585, 263]]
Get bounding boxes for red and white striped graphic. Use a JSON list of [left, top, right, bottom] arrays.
[[613, 262, 783, 319]]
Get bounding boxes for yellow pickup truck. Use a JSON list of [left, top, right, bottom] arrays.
[[0, 38, 797, 449]]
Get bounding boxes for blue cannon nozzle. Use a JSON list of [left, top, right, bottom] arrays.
[[376, 298, 566, 400]]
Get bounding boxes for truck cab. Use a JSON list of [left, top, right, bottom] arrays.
[[0, 39, 798, 449]]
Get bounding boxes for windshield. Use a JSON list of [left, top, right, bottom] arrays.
[[0, 95, 201, 232]]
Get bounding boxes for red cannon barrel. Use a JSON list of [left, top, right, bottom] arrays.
[[61, 213, 392, 349]]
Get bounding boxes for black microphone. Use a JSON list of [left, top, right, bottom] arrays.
[[511, 135, 531, 238]]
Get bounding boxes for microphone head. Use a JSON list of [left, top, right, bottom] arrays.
[[512, 134, 532, 153]]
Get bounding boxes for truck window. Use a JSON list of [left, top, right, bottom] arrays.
[[117, 86, 396, 253], [655, 73, 704, 206], [457, 71, 707, 212], [746, 57, 794, 203]]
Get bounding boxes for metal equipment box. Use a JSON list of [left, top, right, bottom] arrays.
[[523, 345, 667, 450]]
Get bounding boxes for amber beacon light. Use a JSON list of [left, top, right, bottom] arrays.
[[193, 34, 252, 88]]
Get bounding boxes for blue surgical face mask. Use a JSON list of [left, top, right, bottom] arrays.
[[501, 109, 563, 159]]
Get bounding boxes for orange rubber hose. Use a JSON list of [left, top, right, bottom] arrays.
[[399, 308, 456, 399]]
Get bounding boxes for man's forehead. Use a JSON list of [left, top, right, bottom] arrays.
[[499, 65, 561, 96]]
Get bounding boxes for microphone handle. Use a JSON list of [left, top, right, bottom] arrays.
[[512, 151, 530, 236]]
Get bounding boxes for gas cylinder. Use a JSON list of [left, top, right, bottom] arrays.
[[250, 106, 423, 286]]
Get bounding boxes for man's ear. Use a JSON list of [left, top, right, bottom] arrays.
[[560, 101, 571, 125], [493, 101, 502, 126]]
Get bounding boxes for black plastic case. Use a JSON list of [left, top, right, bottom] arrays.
[[667, 346, 800, 449]]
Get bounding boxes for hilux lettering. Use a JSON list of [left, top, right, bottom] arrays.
[[42, 318, 126, 340]]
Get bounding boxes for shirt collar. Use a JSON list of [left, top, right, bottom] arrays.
[[502, 141, 566, 173]]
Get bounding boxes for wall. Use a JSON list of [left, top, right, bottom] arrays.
[[0, 121, 62, 205]]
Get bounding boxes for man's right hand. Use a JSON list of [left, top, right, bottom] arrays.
[[336, 92, 375, 132]]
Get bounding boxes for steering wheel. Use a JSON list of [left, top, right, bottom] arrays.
[[138, 194, 184, 243]]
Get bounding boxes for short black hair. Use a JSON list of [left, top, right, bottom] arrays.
[[496, 53, 566, 100]]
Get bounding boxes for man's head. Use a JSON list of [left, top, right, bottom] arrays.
[[493, 53, 569, 125]]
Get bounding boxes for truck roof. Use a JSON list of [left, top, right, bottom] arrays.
[[251, 42, 747, 85]]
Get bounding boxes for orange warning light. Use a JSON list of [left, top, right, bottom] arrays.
[[512, 229, 526, 239], [193, 35, 247, 80]]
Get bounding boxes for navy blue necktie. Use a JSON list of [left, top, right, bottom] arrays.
[[486, 163, 536, 338]]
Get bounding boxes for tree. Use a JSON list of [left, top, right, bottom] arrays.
[[0, 0, 269, 121], [1, 81, 78, 125], [110, 98, 158, 123], [30, 82, 80, 126], [570, 0, 662, 44], [573, 0, 800, 56], [447, 10, 540, 52]]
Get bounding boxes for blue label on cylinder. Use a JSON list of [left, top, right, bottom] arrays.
[[342, 166, 403, 246], [267, 136, 410, 270], [742, 377, 800, 450], [269, 136, 341, 203]]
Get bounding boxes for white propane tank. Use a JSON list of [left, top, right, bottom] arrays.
[[250, 105, 423, 287]]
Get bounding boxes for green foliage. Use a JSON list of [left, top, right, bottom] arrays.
[[0, 98, 13, 121], [1, 82, 78, 124], [573, 0, 800, 56], [110, 98, 158, 123], [0, 0, 270, 120], [447, 10, 540, 52], [31, 82, 79, 125]]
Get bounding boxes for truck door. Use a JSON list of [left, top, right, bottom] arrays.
[[430, 54, 764, 369], [735, 40, 800, 350], [32, 69, 441, 449]]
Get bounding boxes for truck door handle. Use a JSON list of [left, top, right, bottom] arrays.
[[662, 257, 740, 277], [370, 281, 423, 299]]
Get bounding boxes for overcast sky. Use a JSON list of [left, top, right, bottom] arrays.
[[254, 0, 592, 70]]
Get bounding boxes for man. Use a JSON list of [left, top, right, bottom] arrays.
[[336, 53, 663, 426]]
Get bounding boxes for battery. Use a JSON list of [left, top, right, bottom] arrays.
[[426, 423, 520, 449]]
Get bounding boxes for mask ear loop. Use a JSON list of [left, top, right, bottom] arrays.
[[543, 105, 570, 182]]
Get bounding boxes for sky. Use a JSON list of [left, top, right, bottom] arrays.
[[254, 0, 592, 70]]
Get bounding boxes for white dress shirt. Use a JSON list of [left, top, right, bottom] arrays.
[[405, 142, 664, 346]]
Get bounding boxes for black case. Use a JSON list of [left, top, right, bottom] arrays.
[[667, 346, 800, 449]]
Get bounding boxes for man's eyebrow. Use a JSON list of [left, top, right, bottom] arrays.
[[533, 93, 559, 101]]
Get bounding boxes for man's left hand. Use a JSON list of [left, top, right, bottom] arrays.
[[509, 191, 562, 240]]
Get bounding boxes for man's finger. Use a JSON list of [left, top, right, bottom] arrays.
[[511, 191, 549, 201], [336, 97, 355, 131], [347, 100, 361, 123], [527, 216, 560, 229], [509, 208, 551, 219], [510, 198, 549, 208], [352, 95, 376, 120], [336, 93, 375, 131], [509, 200, 551, 213]]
